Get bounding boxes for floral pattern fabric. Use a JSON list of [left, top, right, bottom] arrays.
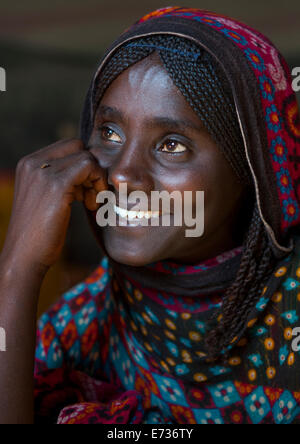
[[35, 236, 300, 424]]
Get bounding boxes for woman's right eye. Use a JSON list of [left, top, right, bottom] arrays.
[[100, 125, 122, 143]]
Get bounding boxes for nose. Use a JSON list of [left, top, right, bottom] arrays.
[[107, 145, 154, 195]]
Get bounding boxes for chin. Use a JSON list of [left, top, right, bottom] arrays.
[[104, 243, 153, 267]]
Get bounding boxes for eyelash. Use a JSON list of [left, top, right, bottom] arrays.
[[99, 125, 189, 155], [100, 126, 122, 143]]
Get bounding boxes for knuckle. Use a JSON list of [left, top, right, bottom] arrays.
[[36, 166, 50, 181], [64, 138, 85, 151], [79, 151, 94, 167], [74, 138, 85, 150], [48, 174, 63, 193], [16, 155, 35, 174]]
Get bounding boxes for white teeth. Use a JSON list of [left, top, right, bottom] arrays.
[[113, 205, 160, 219], [118, 207, 127, 218], [128, 211, 137, 220]]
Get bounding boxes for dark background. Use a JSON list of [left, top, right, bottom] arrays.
[[0, 0, 299, 314]]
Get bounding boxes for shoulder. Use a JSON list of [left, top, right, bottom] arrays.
[[35, 256, 113, 373], [38, 256, 111, 331]]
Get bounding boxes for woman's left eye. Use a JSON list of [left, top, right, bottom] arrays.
[[159, 139, 188, 154], [100, 126, 122, 143]]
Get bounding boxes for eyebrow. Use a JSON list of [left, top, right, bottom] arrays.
[[147, 116, 203, 133], [96, 104, 203, 133], [97, 105, 124, 123]]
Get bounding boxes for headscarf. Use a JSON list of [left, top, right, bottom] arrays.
[[80, 6, 300, 252]]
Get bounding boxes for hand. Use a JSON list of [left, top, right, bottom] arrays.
[[1, 139, 108, 273]]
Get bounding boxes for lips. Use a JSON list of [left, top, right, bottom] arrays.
[[115, 198, 156, 213], [115, 197, 173, 214], [113, 204, 162, 220]]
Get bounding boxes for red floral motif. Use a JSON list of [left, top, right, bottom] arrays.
[[69, 291, 90, 314], [81, 319, 99, 358], [61, 320, 78, 351], [138, 367, 160, 396], [135, 374, 152, 409], [230, 409, 244, 424], [85, 266, 106, 284], [41, 323, 56, 351], [170, 405, 197, 424], [282, 95, 300, 142]]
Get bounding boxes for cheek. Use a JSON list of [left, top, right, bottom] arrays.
[[159, 165, 208, 191], [204, 164, 245, 231], [89, 141, 113, 170], [159, 168, 209, 220], [165, 160, 241, 223]]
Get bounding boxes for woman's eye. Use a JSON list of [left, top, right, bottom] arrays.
[[160, 140, 188, 154], [100, 126, 122, 143]]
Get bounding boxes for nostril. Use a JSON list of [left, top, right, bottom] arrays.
[[107, 155, 154, 195], [89, 146, 101, 159], [108, 167, 142, 189]]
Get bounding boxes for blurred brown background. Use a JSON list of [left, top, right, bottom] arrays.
[[0, 0, 299, 316]]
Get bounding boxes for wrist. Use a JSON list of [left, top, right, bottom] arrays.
[[0, 249, 48, 286]]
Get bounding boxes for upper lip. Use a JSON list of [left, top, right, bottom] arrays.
[[115, 198, 161, 213]]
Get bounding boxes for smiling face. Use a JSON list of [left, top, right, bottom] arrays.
[[88, 52, 250, 266]]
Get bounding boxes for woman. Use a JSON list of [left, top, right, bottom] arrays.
[[0, 6, 300, 424]]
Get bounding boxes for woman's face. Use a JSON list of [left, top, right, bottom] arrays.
[[88, 52, 248, 266]]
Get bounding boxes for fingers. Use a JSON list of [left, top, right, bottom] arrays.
[[41, 150, 108, 210], [84, 188, 99, 211], [15, 139, 86, 187], [32, 139, 85, 161], [51, 150, 106, 187], [74, 186, 84, 202], [16, 139, 109, 211]]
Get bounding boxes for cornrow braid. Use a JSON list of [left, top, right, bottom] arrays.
[[205, 202, 275, 360], [92, 34, 276, 358]]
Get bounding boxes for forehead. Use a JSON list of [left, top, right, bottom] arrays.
[[102, 53, 175, 98], [97, 53, 203, 126], [126, 53, 174, 91]]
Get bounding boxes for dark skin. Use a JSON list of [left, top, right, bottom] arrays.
[[88, 53, 247, 266], [0, 52, 247, 423]]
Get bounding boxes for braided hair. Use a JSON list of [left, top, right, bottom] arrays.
[[92, 34, 276, 360], [205, 202, 275, 360]]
